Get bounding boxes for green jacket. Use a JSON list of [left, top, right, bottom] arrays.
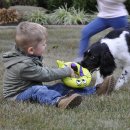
[[2, 47, 71, 98]]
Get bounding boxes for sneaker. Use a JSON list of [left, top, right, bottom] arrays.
[[96, 75, 115, 95], [57, 92, 82, 109]]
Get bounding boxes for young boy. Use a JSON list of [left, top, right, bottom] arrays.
[[2, 22, 115, 109]]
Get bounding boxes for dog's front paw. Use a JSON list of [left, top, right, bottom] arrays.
[[114, 85, 120, 90], [114, 82, 123, 90]]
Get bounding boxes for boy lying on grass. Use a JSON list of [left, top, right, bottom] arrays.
[[2, 21, 115, 109]]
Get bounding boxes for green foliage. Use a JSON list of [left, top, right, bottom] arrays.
[[50, 6, 72, 25], [125, 0, 130, 14], [37, 0, 73, 11], [0, 0, 38, 8], [37, 0, 48, 9], [10, 0, 37, 6], [49, 5, 88, 25], [37, 0, 130, 14], [24, 5, 97, 25], [1, 0, 130, 14], [0, 0, 10, 8], [37, 0, 97, 13], [73, 0, 97, 12], [48, 0, 73, 10], [26, 10, 48, 25]]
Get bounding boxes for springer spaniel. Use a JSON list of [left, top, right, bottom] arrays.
[[81, 27, 130, 90]]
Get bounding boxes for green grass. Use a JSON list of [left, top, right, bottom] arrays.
[[0, 26, 130, 130]]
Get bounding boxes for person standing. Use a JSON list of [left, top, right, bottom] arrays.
[[76, 0, 128, 61]]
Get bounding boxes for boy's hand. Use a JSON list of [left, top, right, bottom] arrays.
[[70, 68, 76, 77], [56, 60, 77, 77], [66, 63, 76, 77]]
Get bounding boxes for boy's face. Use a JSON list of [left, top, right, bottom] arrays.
[[28, 40, 47, 56], [33, 40, 47, 56]]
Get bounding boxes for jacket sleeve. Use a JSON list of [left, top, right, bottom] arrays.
[[19, 61, 71, 82]]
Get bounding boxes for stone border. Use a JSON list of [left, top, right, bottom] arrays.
[[0, 25, 84, 29], [0, 26, 16, 29]]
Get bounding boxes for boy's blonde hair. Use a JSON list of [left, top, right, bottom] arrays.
[[15, 21, 47, 53]]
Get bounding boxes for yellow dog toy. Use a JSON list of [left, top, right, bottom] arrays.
[[57, 60, 92, 89]]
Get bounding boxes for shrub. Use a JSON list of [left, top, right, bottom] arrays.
[[51, 5, 85, 25], [0, 0, 10, 8], [0, 8, 20, 24], [10, 0, 37, 6], [37, 0, 47, 8], [37, 0, 97, 13], [37, 0, 73, 11], [24, 5, 97, 25], [125, 1, 130, 14], [50, 5, 88, 25], [0, 0, 38, 8], [26, 10, 48, 25], [73, 0, 97, 12], [50, 5, 71, 25], [47, 0, 73, 10]]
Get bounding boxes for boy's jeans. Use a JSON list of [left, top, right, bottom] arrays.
[[78, 16, 128, 57], [16, 83, 96, 106]]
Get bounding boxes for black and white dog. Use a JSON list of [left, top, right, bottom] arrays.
[[81, 27, 130, 90]]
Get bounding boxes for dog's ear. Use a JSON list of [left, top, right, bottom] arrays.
[[100, 44, 116, 77], [83, 50, 89, 57]]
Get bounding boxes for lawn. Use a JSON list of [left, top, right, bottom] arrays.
[[0, 26, 130, 130]]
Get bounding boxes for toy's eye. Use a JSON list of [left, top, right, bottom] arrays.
[[82, 79, 86, 84], [76, 80, 81, 85]]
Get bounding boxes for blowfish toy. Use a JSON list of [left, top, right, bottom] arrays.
[[57, 60, 92, 89]]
